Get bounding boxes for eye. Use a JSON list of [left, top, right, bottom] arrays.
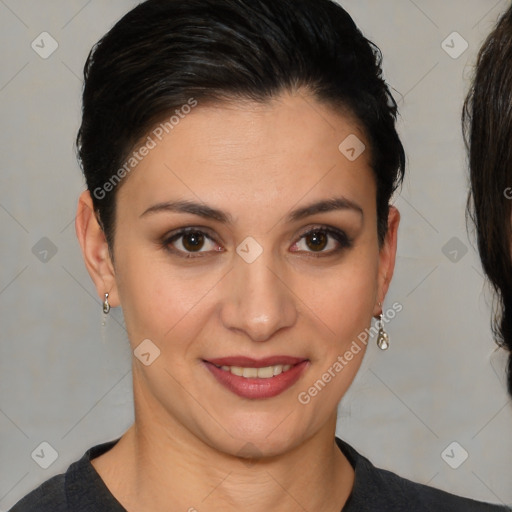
[[162, 225, 351, 259], [290, 226, 352, 256], [163, 228, 221, 257]]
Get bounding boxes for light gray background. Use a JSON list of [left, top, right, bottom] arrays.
[[1, 0, 511, 509]]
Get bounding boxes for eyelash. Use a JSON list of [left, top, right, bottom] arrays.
[[162, 225, 353, 259]]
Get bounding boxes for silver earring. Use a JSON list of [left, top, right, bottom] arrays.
[[376, 308, 389, 350], [103, 293, 110, 314]]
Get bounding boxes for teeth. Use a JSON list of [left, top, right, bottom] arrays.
[[218, 363, 294, 379], [255, 366, 273, 378], [243, 367, 258, 378], [228, 366, 243, 376]]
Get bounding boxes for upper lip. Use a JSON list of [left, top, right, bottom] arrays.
[[205, 356, 308, 368]]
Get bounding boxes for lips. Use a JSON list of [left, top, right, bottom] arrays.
[[203, 355, 310, 399], [206, 356, 307, 367]]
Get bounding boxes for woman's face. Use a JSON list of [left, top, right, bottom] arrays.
[[80, 92, 398, 458]]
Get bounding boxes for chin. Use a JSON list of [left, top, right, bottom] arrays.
[[195, 413, 312, 461]]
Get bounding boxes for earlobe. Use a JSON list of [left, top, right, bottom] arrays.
[[374, 206, 400, 316], [75, 190, 119, 308]]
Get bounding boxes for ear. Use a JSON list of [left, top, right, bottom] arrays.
[[75, 190, 119, 308], [373, 205, 400, 317]]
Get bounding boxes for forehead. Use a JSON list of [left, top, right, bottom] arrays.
[[116, 93, 375, 215]]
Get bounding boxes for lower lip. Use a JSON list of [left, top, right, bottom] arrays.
[[203, 360, 309, 399]]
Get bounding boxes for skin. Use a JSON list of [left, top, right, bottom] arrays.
[[75, 90, 399, 512]]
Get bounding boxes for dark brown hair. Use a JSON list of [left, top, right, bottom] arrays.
[[463, 5, 512, 395], [76, 0, 405, 259]]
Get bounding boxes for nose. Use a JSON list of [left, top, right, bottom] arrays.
[[219, 249, 298, 342]]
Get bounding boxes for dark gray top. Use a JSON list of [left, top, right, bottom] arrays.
[[9, 437, 511, 511]]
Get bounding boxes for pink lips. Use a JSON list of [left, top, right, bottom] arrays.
[[203, 355, 309, 400], [206, 355, 307, 367]]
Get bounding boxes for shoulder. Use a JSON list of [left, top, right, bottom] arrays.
[[8, 438, 122, 512], [363, 463, 507, 512], [336, 437, 509, 512], [8, 474, 67, 512]]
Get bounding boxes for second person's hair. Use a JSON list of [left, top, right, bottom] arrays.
[[463, 6, 512, 395]]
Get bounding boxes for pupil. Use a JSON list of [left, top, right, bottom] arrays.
[[183, 232, 204, 251], [306, 231, 327, 251]]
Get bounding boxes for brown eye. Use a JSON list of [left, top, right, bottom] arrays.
[[164, 228, 219, 257], [305, 231, 328, 252], [182, 232, 205, 252], [291, 226, 352, 256]]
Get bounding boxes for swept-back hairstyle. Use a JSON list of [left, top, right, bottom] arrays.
[[76, 0, 405, 258], [463, 6, 512, 395]]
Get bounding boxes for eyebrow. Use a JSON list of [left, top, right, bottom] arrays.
[[139, 197, 363, 223]]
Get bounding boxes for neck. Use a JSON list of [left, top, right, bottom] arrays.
[[92, 386, 354, 512]]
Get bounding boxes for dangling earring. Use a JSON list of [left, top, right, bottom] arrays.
[[103, 293, 110, 314], [376, 314, 389, 350], [101, 292, 110, 340], [376, 302, 389, 350]]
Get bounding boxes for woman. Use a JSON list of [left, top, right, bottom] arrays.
[[9, 0, 508, 510], [464, 4, 512, 398]]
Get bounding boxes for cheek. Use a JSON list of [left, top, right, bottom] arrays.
[[293, 255, 378, 407], [295, 252, 379, 342], [114, 247, 224, 346]]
